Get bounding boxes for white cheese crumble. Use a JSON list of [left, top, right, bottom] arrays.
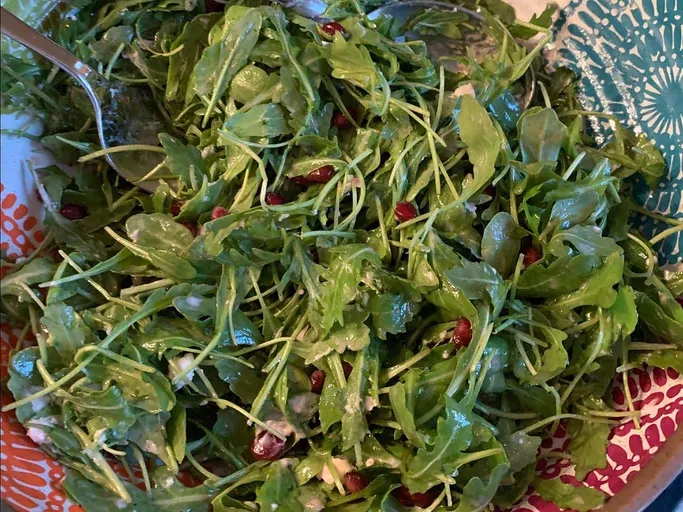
[[453, 83, 476, 98], [168, 353, 196, 390], [26, 417, 57, 445], [317, 457, 353, 484]]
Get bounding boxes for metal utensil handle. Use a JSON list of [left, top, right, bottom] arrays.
[[0, 7, 94, 84]]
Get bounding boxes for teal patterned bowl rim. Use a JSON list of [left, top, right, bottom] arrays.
[[551, 0, 682, 264]]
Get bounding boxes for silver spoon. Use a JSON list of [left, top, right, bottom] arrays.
[[279, 0, 535, 108], [1, 7, 164, 191]]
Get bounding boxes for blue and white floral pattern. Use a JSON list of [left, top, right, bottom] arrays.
[[552, 0, 683, 263]]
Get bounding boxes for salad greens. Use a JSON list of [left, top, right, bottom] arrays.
[[1, 0, 681, 511]]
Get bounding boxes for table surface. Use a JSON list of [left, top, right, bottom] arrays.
[[646, 473, 683, 512]]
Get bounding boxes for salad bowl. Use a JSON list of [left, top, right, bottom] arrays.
[[0, 0, 681, 511]]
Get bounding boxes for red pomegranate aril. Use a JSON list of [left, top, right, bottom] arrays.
[[344, 471, 369, 493], [523, 246, 542, 267], [211, 206, 228, 220], [266, 192, 286, 205], [310, 369, 326, 394], [251, 430, 286, 461], [307, 165, 336, 184], [395, 202, 418, 223], [676, 297, 683, 307], [411, 489, 439, 508], [483, 185, 495, 200], [321, 22, 345, 37], [181, 221, 198, 237], [393, 487, 415, 507], [170, 201, 183, 216], [453, 317, 473, 350], [332, 111, 353, 130], [393, 487, 438, 508], [342, 361, 353, 379], [59, 203, 87, 220]]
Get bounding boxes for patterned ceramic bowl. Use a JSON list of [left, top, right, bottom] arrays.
[[1, 1, 681, 511]]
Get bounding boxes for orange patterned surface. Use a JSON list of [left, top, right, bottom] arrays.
[[0, 182, 81, 512]]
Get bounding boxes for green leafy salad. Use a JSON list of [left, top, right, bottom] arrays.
[[2, 0, 682, 511]]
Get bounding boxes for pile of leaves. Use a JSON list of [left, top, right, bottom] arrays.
[[2, 0, 682, 511]]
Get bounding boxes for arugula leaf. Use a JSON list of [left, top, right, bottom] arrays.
[[224, 104, 292, 138], [128, 412, 175, 470], [368, 293, 419, 340], [634, 350, 683, 373], [41, 303, 92, 359], [326, 34, 380, 90], [191, 8, 263, 122], [635, 292, 683, 345], [341, 338, 379, 450], [502, 431, 541, 472], [158, 133, 207, 187], [78, 356, 176, 414], [482, 212, 524, 277], [546, 252, 623, 317], [456, 95, 501, 203], [516, 255, 601, 298], [568, 397, 611, 479], [610, 285, 638, 339], [548, 225, 622, 259], [456, 437, 509, 512], [403, 397, 473, 493], [319, 380, 344, 434], [445, 260, 507, 310], [519, 107, 568, 163], [317, 245, 380, 336], [1, 258, 56, 300], [305, 320, 371, 364], [388, 381, 426, 450], [166, 14, 221, 102], [256, 461, 303, 512], [532, 477, 606, 512], [167, 402, 187, 464]]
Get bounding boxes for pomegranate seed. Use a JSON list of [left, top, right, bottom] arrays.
[[310, 369, 325, 394], [170, 201, 182, 216], [181, 221, 198, 237], [332, 111, 353, 130], [483, 185, 495, 200], [523, 246, 542, 267], [395, 202, 417, 223], [310, 247, 320, 264], [251, 431, 286, 461], [307, 165, 336, 184], [393, 487, 438, 508], [59, 203, 87, 220], [452, 317, 473, 350], [393, 487, 415, 507], [321, 22, 345, 37], [265, 192, 286, 205], [342, 361, 353, 379], [676, 297, 683, 307], [411, 489, 439, 508], [211, 206, 228, 220], [344, 471, 369, 493]]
